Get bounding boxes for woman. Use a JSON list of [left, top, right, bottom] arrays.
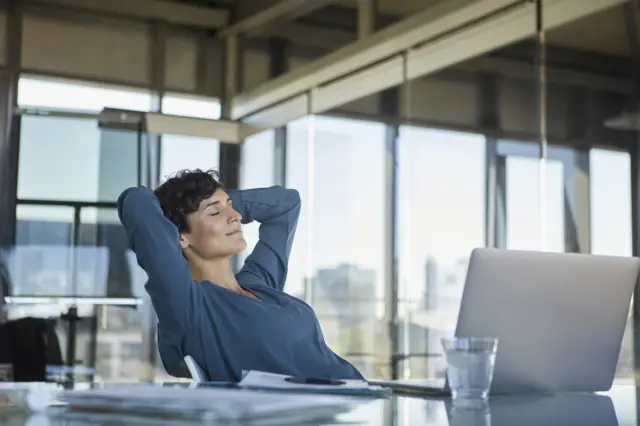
[[118, 169, 363, 381]]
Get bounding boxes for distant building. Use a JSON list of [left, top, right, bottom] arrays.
[[312, 264, 377, 322], [308, 264, 381, 375]]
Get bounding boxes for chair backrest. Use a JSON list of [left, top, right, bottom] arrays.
[[184, 355, 207, 383]]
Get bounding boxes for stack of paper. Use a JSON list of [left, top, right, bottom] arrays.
[[238, 371, 391, 397], [59, 385, 353, 424]]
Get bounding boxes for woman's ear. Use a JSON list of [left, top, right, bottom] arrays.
[[179, 233, 190, 250]]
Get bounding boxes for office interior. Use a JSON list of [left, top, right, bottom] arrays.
[[0, 0, 637, 385]]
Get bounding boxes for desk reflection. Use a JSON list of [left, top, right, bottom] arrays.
[[1, 391, 626, 426], [446, 394, 617, 426]]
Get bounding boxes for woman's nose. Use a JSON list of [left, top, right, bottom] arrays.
[[228, 208, 242, 223]]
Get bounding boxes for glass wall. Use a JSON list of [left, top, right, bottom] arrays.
[[384, 2, 636, 382], [286, 116, 388, 378]]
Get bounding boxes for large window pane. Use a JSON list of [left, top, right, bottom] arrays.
[[159, 94, 221, 180], [239, 130, 275, 264], [286, 116, 387, 378], [397, 126, 486, 379], [18, 116, 139, 202], [18, 78, 152, 203], [505, 156, 565, 252], [590, 149, 632, 256], [18, 116, 100, 201], [18, 76, 152, 112], [590, 148, 633, 380]]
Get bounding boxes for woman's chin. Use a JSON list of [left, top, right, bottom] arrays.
[[235, 239, 248, 254]]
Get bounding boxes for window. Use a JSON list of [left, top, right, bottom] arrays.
[[590, 149, 632, 256], [396, 126, 486, 379], [239, 130, 275, 264], [13, 76, 154, 381], [18, 115, 143, 203], [286, 116, 387, 378], [18, 76, 152, 112], [589, 148, 633, 380], [17, 77, 152, 202], [504, 156, 565, 252], [159, 94, 221, 181]]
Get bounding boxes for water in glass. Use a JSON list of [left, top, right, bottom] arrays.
[[441, 337, 498, 403]]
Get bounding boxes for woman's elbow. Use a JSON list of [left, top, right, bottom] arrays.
[[285, 188, 301, 208]]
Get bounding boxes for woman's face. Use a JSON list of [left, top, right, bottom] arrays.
[[179, 188, 246, 259]]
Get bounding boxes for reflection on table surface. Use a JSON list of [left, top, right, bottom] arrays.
[[0, 383, 638, 426]]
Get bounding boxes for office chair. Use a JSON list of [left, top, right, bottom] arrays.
[[184, 355, 207, 383]]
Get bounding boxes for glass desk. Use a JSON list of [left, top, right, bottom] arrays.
[[0, 383, 637, 425]]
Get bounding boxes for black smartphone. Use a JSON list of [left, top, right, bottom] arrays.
[[284, 376, 346, 386]]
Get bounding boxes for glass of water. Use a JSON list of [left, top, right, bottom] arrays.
[[441, 337, 498, 405]]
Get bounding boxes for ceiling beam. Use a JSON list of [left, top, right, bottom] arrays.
[[27, 0, 229, 29], [232, 0, 517, 119], [218, 0, 340, 37], [237, 0, 631, 134], [145, 113, 244, 144], [266, 21, 632, 79]]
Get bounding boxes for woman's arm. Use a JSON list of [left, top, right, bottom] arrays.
[[229, 186, 301, 291], [117, 187, 200, 336]]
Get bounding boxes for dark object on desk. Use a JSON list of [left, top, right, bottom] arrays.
[[0, 317, 63, 381], [0, 260, 10, 323], [285, 377, 346, 386]]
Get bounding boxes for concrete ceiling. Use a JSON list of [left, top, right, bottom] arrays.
[[546, 4, 631, 57], [375, 0, 449, 16], [54, 0, 638, 60]]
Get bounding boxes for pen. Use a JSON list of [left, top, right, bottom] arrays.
[[284, 377, 346, 386]]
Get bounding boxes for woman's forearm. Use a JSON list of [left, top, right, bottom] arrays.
[[228, 186, 300, 225], [232, 186, 301, 290]]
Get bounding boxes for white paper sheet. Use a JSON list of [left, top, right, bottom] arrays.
[[238, 370, 385, 393]]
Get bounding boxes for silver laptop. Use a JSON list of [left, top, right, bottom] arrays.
[[372, 248, 639, 395]]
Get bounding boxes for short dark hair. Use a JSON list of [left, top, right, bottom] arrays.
[[154, 169, 223, 233]]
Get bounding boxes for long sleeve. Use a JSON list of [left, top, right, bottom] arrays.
[[230, 186, 301, 291], [117, 187, 200, 339]]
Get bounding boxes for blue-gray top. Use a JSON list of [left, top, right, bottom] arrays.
[[117, 185, 363, 381]]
